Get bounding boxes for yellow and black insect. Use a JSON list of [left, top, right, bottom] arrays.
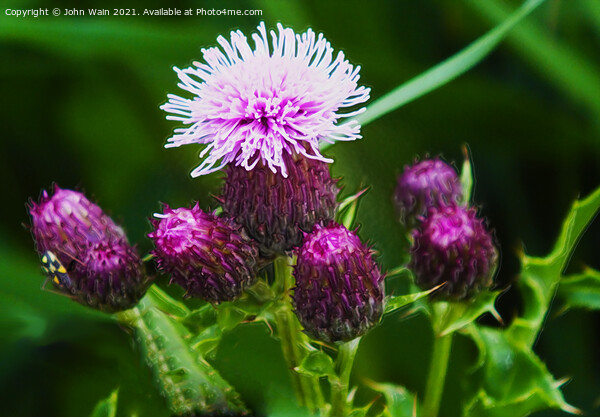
[[40, 250, 74, 291]]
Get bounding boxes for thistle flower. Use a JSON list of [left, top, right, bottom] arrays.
[[161, 22, 370, 178], [293, 222, 384, 343], [221, 152, 339, 256], [395, 157, 463, 227], [409, 205, 498, 300], [28, 186, 147, 312], [149, 204, 259, 303]]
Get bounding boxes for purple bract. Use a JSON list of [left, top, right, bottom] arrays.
[[395, 157, 463, 227], [293, 222, 384, 342], [149, 204, 259, 302], [221, 152, 339, 257], [409, 205, 498, 300], [28, 186, 147, 312]]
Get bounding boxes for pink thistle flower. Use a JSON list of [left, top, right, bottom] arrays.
[[161, 22, 370, 178]]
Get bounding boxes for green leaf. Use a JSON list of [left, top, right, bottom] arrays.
[[460, 144, 474, 205], [463, 327, 579, 417], [321, 0, 547, 145], [433, 291, 501, 337], [295, 351, 336, 379], [557, 267, 600, 310], [384, 285, 442, 315], [216, 305, 246, 332], [89, 388, 119, 417], [366, 381, 418, 417], [508, 185, 600, 347], [548, 186, 600, 269], [337, 187, 369, 229]]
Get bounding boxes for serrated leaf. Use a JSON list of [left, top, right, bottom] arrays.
[[384, 285, 442, 315], [548, 186, 600, 269], [366, 381, 418, 417], [89, 388, 119, 417], [216, 305, 246, 331], [508, 185, 600, 347], [463, 327, 579, 417], [433, 291, 501, 337], [557, 268, 600, 310], [295, 351, 336, 379]]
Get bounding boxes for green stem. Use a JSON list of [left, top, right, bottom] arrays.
[[422, 329, 453, 417], [330, 338, 361, 417], [273, 256, 324, 411], [115, 290, 248, 416]]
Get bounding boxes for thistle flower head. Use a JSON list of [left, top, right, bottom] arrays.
[[395, 157, 463, 227], [28, 186, 147, 312], [161, 22, 370, 177], [409, 205, 498, 300], [221, 152, 339, 256], [149, 204, 259, 302], [293, 222, 384, 342]]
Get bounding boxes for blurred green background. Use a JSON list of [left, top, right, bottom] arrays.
[[1, 0, 599, 416]]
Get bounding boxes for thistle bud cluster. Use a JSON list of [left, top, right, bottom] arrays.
[[395, 157, 499, 300]]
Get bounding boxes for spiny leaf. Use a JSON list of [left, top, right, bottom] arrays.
[[384, 284, 443, 315], [508, 185, 600, 347], [89, 388, 119, 417], [557, 267, 600, 310], [295, 351, 336, 379], [463, 327, 580, 417], [366, 380, 418, 417], [433, 291, 502, 337], [548, 186, 600, 269]]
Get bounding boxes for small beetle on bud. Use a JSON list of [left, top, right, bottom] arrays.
[[28, 186, 148, 312]]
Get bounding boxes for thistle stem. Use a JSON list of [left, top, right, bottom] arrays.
[[330, 338, 361, 417], [422, 329, 453, 417], [273, 256, 324, 411]]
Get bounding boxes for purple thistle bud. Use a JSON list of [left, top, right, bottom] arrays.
[[28, 186, 148, 312], [409, 205, 499, 300], [221, 153, 339, 257], [395, 157, 463, 227], [149, 204, 259, 303], [293, 222, 384, 343]]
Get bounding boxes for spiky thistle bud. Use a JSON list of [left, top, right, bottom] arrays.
[[293, 222, 384, 343], [395, 157, 463, 227], [409, 205, 499, 300], [28, 186, 148, 312], [149, 204, 259, 303], [221, 153, 339, 257]]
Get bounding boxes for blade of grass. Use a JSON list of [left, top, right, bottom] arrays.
[[321, 0, 546, 152], [465, 0, 600, 122]]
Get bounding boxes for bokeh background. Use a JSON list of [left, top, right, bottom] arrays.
[[1, 0, 599, 416]]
